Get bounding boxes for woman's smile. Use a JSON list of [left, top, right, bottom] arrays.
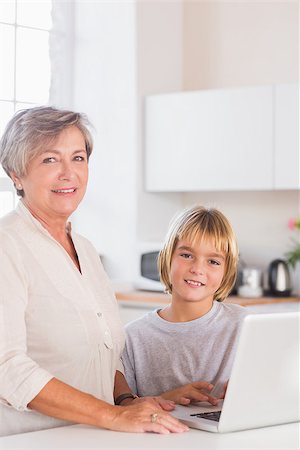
[[51, 187, 77, 194], [50, 187, 78, 196]]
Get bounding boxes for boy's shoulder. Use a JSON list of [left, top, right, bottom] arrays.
[[125, 309, 158, 334], [217, 301, 248, 321]]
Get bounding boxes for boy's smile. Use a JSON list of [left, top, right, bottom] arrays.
[[185, 279, 205, 287]]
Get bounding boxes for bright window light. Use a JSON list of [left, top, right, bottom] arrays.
[[17, 0, 52, 30], [0, 101, 14, 137], [16, 27, 51, 103], [0, 0, 53, 217], [0, 1, 15, 24], [0, 24, 15, 100]]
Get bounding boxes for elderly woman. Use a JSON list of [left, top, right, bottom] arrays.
[[0, 106, 188, 436]]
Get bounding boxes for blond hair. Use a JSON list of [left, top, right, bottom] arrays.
[[0, 106, 93, 196], [158, 205, 239, 301]]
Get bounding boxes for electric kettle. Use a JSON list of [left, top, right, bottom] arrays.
[[268, 259, 292, 297]]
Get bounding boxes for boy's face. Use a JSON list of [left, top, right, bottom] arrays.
[[170, 238, 226, 307]]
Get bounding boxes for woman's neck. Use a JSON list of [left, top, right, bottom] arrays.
[[22, 199, 69, 240], [22, 199, 81, 272]]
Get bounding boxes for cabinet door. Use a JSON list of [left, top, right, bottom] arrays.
[[274, 84, 299, 190], [145, 86, 273, 191]]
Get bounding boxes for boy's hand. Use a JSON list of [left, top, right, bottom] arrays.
[[161, 381, 219, 406], [216, 381, 228, 399]]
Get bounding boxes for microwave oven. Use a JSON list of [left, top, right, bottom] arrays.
[[133, 246, 164, 292]]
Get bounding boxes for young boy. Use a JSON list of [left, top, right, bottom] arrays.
[[122, 206, 247, 405]]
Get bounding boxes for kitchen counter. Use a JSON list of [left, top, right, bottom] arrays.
[[116, 291, 300, 323], [0, 422, 299, 450], [116, 290, 300, 307]]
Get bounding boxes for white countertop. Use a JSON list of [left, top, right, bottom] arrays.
[[0, 422, 299, 450]]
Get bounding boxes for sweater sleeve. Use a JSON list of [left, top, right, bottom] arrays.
[[0, 233, 53, 411]]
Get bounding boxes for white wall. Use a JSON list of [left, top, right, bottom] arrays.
[[70, 1, 139, 281], [50, 0, 74, 109], [183, 0, 298, 89], [136, 0, 184, 242]]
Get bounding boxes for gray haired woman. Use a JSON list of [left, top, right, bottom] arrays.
[[0, 106, 188, 436]]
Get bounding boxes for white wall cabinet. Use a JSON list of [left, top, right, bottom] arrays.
[[274, 84, 299, 189], [145, 84, 299, 192]]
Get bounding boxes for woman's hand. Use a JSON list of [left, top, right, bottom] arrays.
[[108, 401, 189, 434], [28, 377, 186, 435], [161, 381, 219, 406], [121, 395, 176, 411], [142, 395, 176, 411]]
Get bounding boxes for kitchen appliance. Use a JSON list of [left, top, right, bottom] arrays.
[[133, 246, 164, 291], [237, 268, 263, 298], [229, 256, 246, 295], [268, 259, 292, 297]]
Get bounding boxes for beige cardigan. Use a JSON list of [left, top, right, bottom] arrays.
[[0, 201, 125, 436]]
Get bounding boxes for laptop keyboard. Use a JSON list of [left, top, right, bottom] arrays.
[[190, 411, 221, 422]]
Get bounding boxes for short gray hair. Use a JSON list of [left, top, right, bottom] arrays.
[[0, 106, 93, 195]]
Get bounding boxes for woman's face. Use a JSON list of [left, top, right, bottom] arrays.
[[13, 125, 89, 223]]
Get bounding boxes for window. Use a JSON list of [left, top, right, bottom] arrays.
[[0, 0, 52, 216]]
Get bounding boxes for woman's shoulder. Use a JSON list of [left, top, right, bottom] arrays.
[[0, 208, 19, 229], [0, 209, 22, 241], [0, 212, 25, 260]]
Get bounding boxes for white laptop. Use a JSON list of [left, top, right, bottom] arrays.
[[172, 312, 300, 433]]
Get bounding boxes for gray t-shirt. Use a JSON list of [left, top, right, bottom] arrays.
[[122, 301, 247, 397]]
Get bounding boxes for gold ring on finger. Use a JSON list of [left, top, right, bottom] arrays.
[[151, 413, 159, 423]]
